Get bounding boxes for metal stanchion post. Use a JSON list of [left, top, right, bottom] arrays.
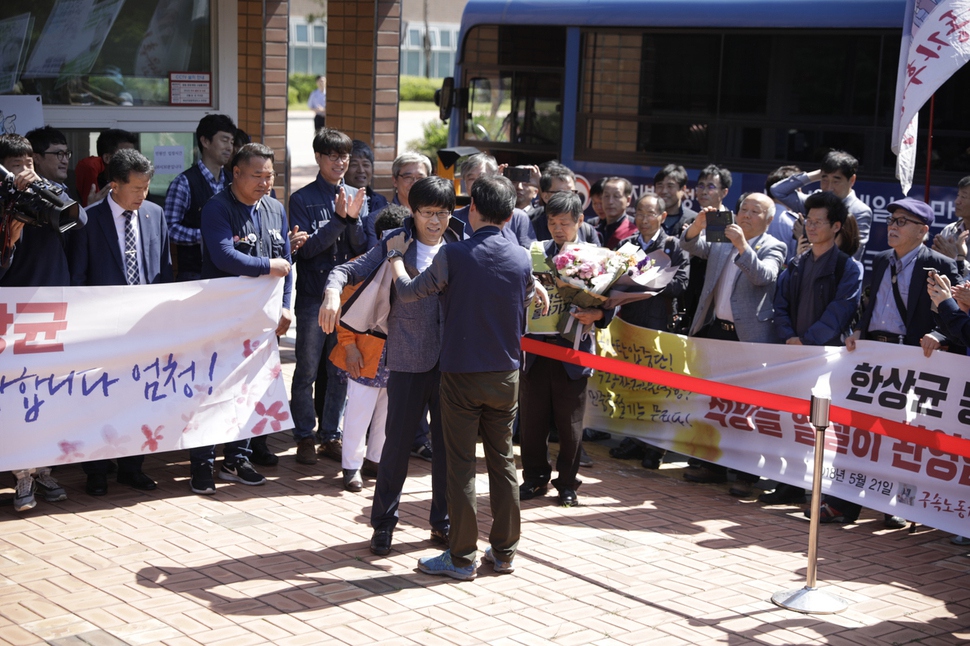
[[771, 394, 849, 614]]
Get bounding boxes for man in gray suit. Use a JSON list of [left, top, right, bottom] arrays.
[[680, 192, 786, 494], [320, 177, 458, 556]]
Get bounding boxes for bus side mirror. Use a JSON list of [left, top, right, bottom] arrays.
[[436, 77, 455, 123]]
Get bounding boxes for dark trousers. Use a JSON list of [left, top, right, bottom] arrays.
[[440, 370, 520, 568], [519, 356, 586, 491], [189, 440, 251, 473], [692, 321, 758, 484], [314, 114, 326, 131], [371, 368, 448, 533], [83, 455, 144, 476]]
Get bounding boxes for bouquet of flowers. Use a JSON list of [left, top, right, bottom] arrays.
[[531, 241, 679, 344]]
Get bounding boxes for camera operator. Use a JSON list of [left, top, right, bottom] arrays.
[[0, 133, 87, 512]]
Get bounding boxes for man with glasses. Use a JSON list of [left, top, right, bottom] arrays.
[[321, 177, 460, 557], [289, 128, 369, 466], [26, 126, 73, 194], [765, 192, 861, 505], [192, 143, 294, 494], [820, 197, 956, 527], [363, 152, 432, 247], [681, 192, 786, 496], [682, 165, 733, 330]]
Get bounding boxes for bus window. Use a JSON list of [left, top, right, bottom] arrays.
[[458, 25, 566, 155]]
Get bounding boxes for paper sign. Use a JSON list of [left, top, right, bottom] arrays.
[[153, 145, 185, 175], [0, 95, 44, 135]]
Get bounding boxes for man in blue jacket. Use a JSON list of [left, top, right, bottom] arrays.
[[765, 191, 861, 505], [288, 128, 368, 465], [69, 149, 173, 496], [192, 143, 293, 495], [387, 175, 537, 580]]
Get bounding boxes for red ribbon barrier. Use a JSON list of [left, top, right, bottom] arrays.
[[522, 337, 970, 459]]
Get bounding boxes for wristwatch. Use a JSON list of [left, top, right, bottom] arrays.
[[386, 249, 404, 260]]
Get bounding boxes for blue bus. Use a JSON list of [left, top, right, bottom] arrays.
[[438, 0, 970, 261]]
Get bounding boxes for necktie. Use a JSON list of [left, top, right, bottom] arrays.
[[123, 210, 140, 286]]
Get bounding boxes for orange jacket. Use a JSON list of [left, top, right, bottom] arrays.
[[329, 283, 386, 379]]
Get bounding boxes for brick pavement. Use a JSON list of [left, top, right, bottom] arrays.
[[1, 338, 969, 645]]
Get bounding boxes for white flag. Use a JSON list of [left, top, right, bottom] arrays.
[[892, 0, 970, 195]]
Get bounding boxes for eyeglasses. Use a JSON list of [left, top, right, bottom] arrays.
[[695, 183, 721, 192], [887, 216, 924, 228], [41, 150, 72, 161], [414, 209, 451, 221], [804, 218, 831, 229], [325, 153, 350, 163], [396, 173, 425, 185]]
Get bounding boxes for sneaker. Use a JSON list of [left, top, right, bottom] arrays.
[[578, 445, 593, 468], [417, 550, 477, 581], [219, 460, 266, 486], [317, 439, 342, 462], [483, 547, 515, 574], [295, 437, 317, 465], [410, 441, 433, 462], [33, 467, 67, 502], [190, 469, 216, 495], [343, 469, 362, 492], [13, 472, 36, 512]]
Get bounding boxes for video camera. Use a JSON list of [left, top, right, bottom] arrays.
[[0, 163, 81, 234]]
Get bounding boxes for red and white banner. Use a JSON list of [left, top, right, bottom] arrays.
[[0, 278, 291, 472], [562, 319, 970, 536], [893, 0, 970, 195]]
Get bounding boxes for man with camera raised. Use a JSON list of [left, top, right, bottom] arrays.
[[680, 192, 785, 495], [0, 133, 86, 512]]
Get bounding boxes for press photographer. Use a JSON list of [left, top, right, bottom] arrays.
[[0, 132, 87, 513], [0, 133, 86, 285]]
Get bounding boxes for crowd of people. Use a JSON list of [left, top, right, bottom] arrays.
[[4, 115, 969, 578]]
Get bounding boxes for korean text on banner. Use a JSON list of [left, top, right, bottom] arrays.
[[585, 318, 970, 537], [0, 277, 291, 472]]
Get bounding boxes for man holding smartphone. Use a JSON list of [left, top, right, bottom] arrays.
[[679, 192, 786, 494]]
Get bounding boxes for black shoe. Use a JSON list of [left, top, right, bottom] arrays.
[[519, 480, 548, 500], [579, 445, 593, 468], [884, 514, 907, 529], [582, 428, 611, 442], [410, 441, 433, 462], [190, 469, 216, 495], [430, 527, 449, 546], [610, 437, 647, 460], [758, 484, 805, 505], [117, 470, 157, 491], [370, 528, 393, 555], [86, 473, 108, 496], [559, 489, 578, 507], [683, 466, 726, 484], [641, 448, 664, 469], [219, 460, 266, 486], [249, 436, 279, 467]]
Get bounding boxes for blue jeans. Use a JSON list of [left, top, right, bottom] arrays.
[[291, 300, 345, 442]]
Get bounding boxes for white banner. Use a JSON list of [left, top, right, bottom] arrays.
[[586, 319, 970, 536], [0, 277, 291, 472], [892, 0, 970, 195]]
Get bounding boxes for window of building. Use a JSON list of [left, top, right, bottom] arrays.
[[400, 23, 461, 78], [289, 18, 327, 76], [0, 0, 213, 107]]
